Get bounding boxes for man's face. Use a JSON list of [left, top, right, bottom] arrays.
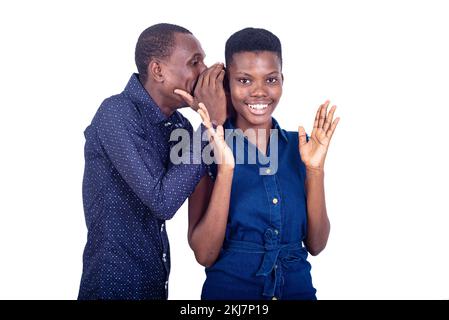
[[160, 33, 206, 108], [228, 51, 283, 130]]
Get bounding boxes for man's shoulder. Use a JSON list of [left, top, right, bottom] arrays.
[[99, 93, 136, 113], [93, 93, 139, 124]]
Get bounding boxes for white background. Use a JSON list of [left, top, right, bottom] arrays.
[[0, 0, 448, 299]]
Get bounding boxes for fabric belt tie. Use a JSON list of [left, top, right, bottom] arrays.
[[223, 229, 307, 297]]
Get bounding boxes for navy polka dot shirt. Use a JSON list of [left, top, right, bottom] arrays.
[[78, 74, 206, 299]]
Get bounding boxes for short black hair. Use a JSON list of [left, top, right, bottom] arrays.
[[225, 27, 282, 68], [135, 23, 192, 84]]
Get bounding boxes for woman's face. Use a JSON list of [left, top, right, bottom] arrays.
[[227, 51, 283, 130]]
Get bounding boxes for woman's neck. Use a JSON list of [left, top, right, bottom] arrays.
[[235, 116, 272, 155]]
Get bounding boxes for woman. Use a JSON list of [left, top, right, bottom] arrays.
[[189, 27, 339, 300]]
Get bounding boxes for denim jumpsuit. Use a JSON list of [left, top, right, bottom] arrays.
[[202, 118, 317, 300]]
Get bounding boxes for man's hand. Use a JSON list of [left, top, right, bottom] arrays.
[[174, 63, 227, 125]]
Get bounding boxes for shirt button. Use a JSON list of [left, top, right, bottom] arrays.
[[272, 296, 278, 300], [272, 198, 278, 205], [274, 229, 279, 235], [165, 281, 168, 290], [274, 264, 278, 269], [164, 122, 172, 127], [160, 223, 165, 232], [265, 168, 271, 174], [162, 253, 167, 262]]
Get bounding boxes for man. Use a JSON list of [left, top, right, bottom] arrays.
[[79, 23, 226, 299]]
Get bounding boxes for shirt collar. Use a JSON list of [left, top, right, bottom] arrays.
[[123, 73, 176, 125], [224, 117, 289, 142]]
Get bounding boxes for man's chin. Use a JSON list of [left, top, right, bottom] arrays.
[[174, 102, 190, 110]]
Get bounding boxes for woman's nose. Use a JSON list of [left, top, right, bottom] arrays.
[[250, 81, 267, 97]]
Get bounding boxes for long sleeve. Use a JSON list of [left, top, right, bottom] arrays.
[[95, 102, 204, 220]]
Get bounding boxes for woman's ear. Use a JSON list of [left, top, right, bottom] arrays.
[[148, 59, 164, 83]]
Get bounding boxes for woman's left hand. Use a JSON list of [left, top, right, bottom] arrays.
[[298, 101, 340, 170]]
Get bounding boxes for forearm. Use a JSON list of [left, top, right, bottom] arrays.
[[305, 169, 330, 256], [150, 163, 204, 219], [190, 169, 233, 267]]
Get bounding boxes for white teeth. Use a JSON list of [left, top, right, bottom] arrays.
[[248, 104, 268, 110]]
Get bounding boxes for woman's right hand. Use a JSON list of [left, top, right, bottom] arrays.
[[197, 102, 234, 171]]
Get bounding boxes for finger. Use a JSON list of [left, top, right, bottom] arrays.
[[323, 105, 336, 132], [197, 104, 211, 125], [209, 64, 223, 90], [174, 89, 195, 107], [199, 102, 212, 120], [326, 117, 340, 140], [197, 108, 208, 126], [196, 70, 206, 92], [298, 126, 307, 147], [216, 69, 225, 91], [202, 64, 218, 88], [318, 100, 329, 129], [198, 103, 213, 129], [313, 104, 322, 129], [216, 125, 224, 139]]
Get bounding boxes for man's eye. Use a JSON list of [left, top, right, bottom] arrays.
[[191, 60, 198, 66], [267, 77, 278, 83]]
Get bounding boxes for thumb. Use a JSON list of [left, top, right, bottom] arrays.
[[298, 126, 307, 147], [174, 89, 195, 109]]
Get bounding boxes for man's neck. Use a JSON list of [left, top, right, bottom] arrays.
[[143, 81, 175, 117]]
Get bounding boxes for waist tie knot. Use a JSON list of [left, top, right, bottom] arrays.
[[223, 228, 307, 297]]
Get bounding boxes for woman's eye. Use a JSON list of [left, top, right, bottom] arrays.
[[238, 78, 250, 84]]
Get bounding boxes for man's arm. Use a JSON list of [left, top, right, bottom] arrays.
[[96, 102, 204, 220]]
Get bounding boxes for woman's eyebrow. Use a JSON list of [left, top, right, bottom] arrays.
[[233, 71, 253, 77], [234, 71, 281, 76]]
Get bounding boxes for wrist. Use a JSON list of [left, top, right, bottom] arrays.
[[306, 166, 325, 177], [216, 166, 234, 177], [216, 166, 234, 180]]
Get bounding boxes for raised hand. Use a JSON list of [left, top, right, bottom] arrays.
[[174, 63, 227, 125], [298, 101, 340, 170], [197, 103, 234, 171]]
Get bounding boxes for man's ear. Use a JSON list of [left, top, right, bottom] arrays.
[[148, 59, 164, 83], [281, 72, 284, 83]]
